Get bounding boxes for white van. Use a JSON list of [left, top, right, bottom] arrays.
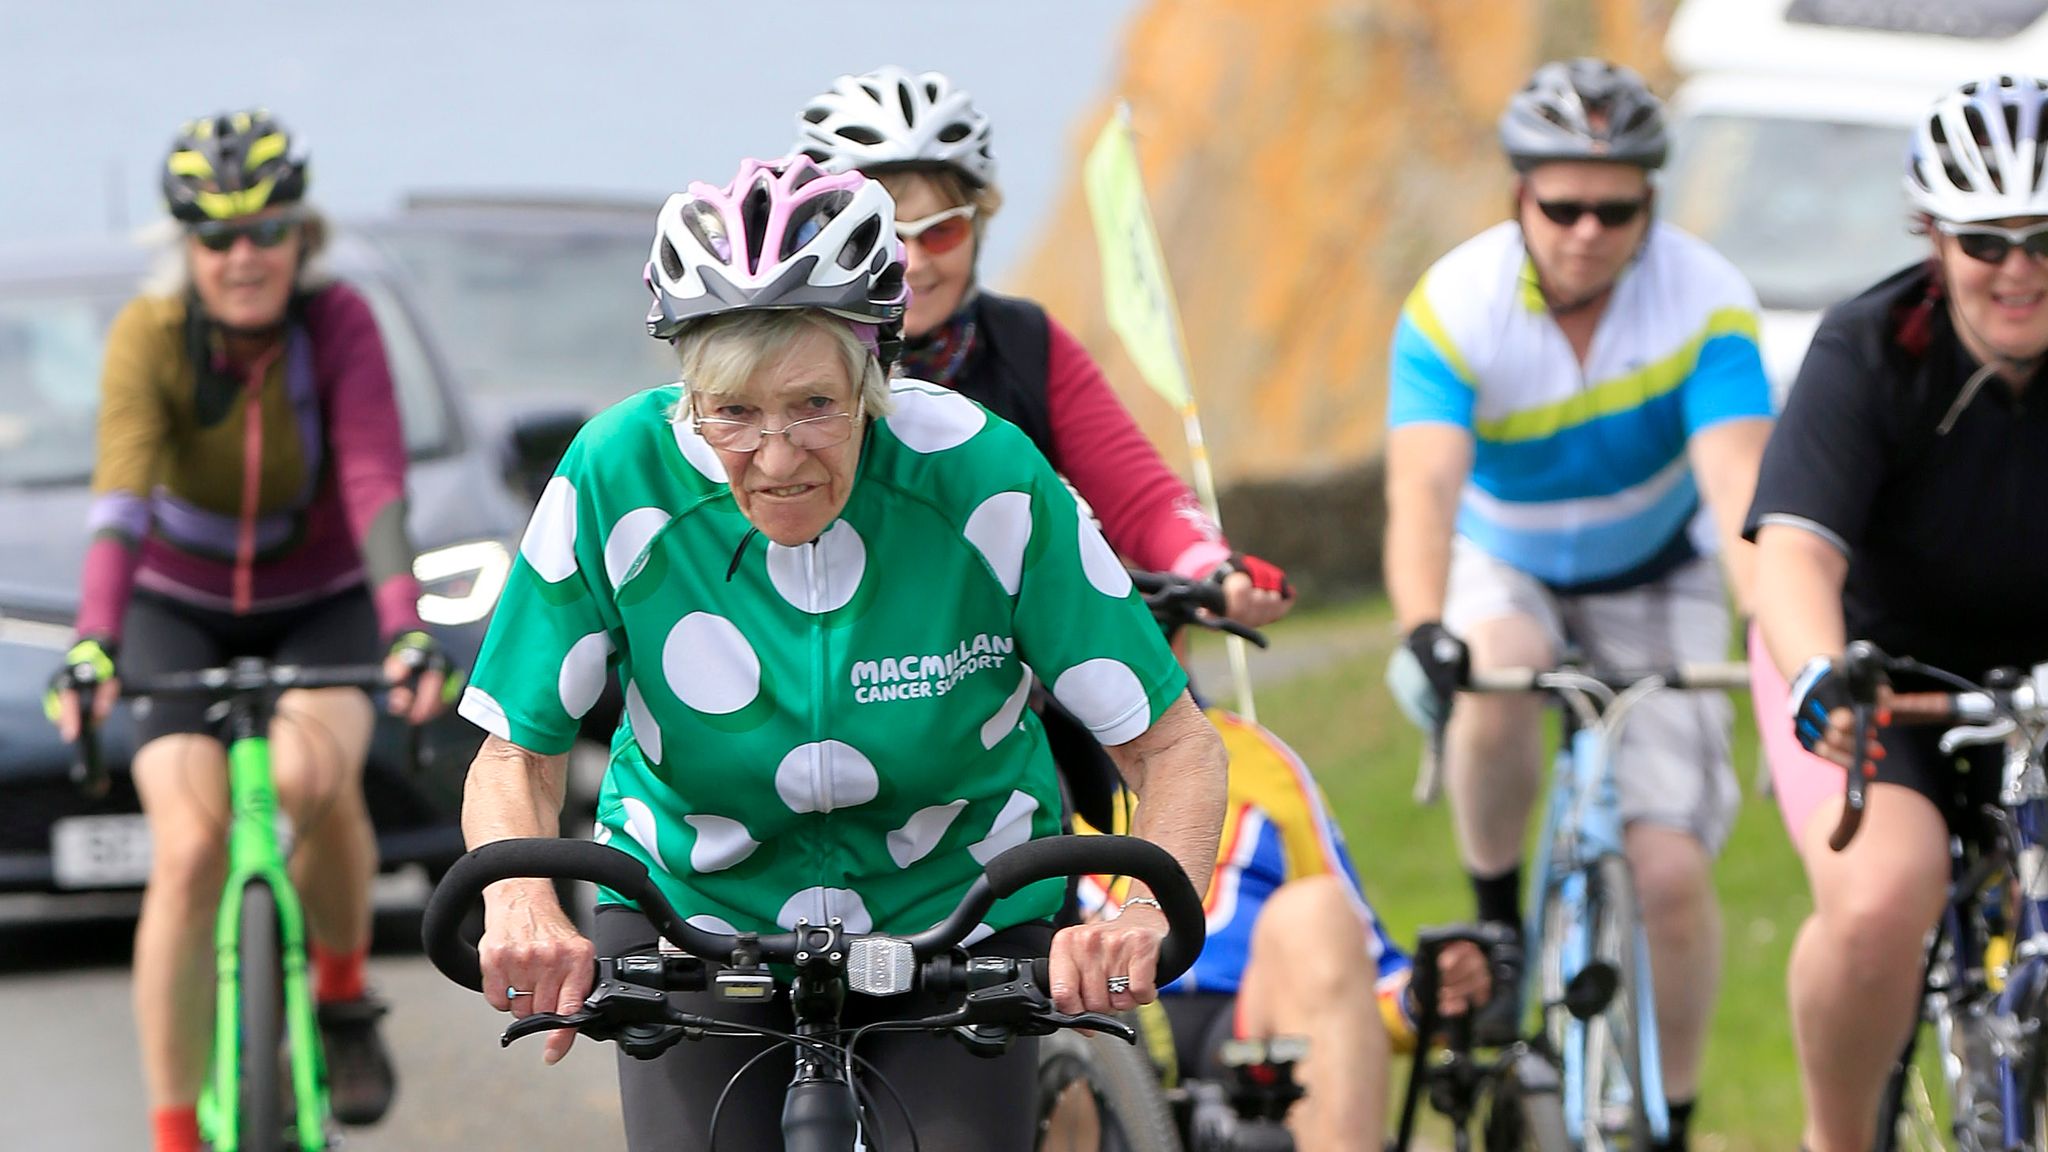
[[1659, 0, 2048, 401]]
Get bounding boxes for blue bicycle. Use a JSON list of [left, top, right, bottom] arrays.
[[1458, 659, 1747, 1151]]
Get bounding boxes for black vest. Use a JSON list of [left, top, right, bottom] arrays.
[[945, 292, 1057, 464]]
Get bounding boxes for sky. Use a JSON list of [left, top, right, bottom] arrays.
[[0, 0, 1139, 280]]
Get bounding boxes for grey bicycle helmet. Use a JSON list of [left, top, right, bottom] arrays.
[[1499, 58, 1667, 172], [794, 66, 998, 188], [1908, 75, 2048, 224]]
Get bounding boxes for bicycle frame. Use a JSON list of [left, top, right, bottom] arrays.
[[1522, 673, 1670, 1147], [198, 697, 330, 1152]]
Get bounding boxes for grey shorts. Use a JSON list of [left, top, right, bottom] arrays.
[[1443, 537, 1739, 855]]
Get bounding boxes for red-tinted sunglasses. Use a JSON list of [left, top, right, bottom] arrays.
[[894, 205, 977, 255]]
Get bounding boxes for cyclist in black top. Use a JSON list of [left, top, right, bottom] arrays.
[[1745, 75, 2048, 1152]]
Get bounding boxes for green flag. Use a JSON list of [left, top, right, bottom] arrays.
[[1084, 105, 1192, 407]]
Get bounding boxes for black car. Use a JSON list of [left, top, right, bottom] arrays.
[[0, 230, 539, 900]]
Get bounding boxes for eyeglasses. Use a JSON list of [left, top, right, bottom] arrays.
[[1534, 198, 1649, 229], [690, 393, 864, 453], [190, 216, 299, 252], [1937, 219, 2048, 266], [894, 205, 977, 255]]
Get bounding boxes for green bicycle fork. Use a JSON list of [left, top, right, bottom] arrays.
[[195, 735, 332, 1152]]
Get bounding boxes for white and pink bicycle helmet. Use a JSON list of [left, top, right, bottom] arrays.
[[1908, 75, 2048, 224], [644, 156, 909, 358]]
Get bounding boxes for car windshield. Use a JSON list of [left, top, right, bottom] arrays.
[[368, 225, 675, 404], [0, 274, 452, 489], [1664, 113, 1926, 311]]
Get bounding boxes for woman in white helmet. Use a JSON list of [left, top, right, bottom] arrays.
[[1747, 74, 2048, 1152], [792, 67, 1295, 629]]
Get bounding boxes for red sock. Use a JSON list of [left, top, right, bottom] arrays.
[[311, 941, 368, 1003], [152, 1105, 202, 1152]]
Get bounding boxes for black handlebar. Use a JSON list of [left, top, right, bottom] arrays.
[[422, 833, 1207, 994], [1130, 570, 1268, 648], [1827, 640, 1889, 852]]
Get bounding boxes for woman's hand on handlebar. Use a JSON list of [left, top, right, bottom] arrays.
[[1048, 903, 1169, 1015], [479, 877, 595, 1065], [51, 675, 120, 743], [384, 630, 453, 726], [1213, 553, 1295, 630]]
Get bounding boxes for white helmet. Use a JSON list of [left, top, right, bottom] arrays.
[[1907, 75, 2048, 224], [793, 66, 998, 188]]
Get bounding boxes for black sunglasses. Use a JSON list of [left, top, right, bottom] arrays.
[[1535, 198, 1649, 229], [1938, 220, 2048, 266], [191, 217, 299, 253]]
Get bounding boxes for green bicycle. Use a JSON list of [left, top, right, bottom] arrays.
[[68, 654, 414, 1152]]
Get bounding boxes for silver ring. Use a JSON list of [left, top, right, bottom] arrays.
[[1106, 975, 1132, 995], [506, 986, 532, 999]]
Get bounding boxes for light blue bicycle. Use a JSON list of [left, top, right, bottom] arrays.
[[1461, 658, 1747, 1151]]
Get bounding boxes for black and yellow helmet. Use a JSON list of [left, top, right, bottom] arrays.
[[162, 109, 310, 223]]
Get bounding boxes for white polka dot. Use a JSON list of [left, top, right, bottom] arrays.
[[664, 613, 761, 715], [888, 800, 968, 869], [625, 680, 662, 765], [774, 741, 880, 813], [965, 491, 1033, 596], [981, 668, 1034, 750], [557, 632, 613, 720], [518, 476, 579, 583], [684, 814, 759, 872], [962, 923, 996, 947], [605, 507, 671, 589], [672, 417, 729, 483], [1053, 659, 1153, 746], [766, 521, 866, 613], [969, 790, 1041, 865], [457, 686, 511, 741], [686, 913, 738, 935], [1078, 518, 1133, 598], [777, 887, 873, 933], [593, 824, 613, 846], [620, 796, 669, 872], [885, 384, 986, 453]]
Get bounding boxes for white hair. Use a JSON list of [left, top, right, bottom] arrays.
[[138, 204, 336, 298], [671, 309, 892, 417]]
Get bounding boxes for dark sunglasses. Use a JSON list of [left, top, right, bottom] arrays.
[[191, 217, 299, 252], [1534, 197, 1649, 229], [1937, 219, 2048, 265]]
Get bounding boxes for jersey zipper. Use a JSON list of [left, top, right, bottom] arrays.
[[231, 343, 284, 615], [807, 538, 831, 901]]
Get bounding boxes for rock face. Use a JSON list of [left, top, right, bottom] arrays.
[[1012, 0, 1677, 591]]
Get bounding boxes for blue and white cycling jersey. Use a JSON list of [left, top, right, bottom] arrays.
[[1387, 221, 1772, 591]]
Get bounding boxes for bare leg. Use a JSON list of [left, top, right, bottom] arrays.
[[1236, 874, 1388, 1151], [1624, 823, 1719, 1102], [131, 734, 232, 1107], [1443, 614, 1554, 875], [271, 688, 377, 955], [1786, 784, 1948, 1152]]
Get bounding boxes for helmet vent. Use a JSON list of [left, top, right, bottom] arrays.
[[871, 260, 905, 304], [783, 190, 852, 260], [896, 81, 918, 126], [683, 200, 732, 263], [841, 216, 881, 271], [659, 237, 685, 282], [938, 121, 970, 144], [801, 105, 829, 126], [741, 182, 773, 274], [837, 125, 884, 147]]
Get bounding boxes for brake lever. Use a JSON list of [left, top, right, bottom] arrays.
[[1047, 1010, 1138, 1042], [1940, 718, 2017, 756], [501, 1009, 604, 1046]]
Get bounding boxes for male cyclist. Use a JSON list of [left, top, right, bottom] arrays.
[[48, 110, 450, 1152], [1380, 59, 1771, 1149]]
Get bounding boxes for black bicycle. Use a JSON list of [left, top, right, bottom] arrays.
[[423, 833, 1205, 1151]]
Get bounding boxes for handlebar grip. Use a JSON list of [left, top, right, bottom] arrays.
[[423, 839, 658, 991], [70, 698, 107, 800], [979, 835, 1206, 986]]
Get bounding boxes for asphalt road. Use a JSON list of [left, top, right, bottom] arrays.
[[0, 883, 628, 1151]]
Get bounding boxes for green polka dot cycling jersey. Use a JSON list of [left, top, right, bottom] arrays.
[[459, 380, 1189, 941]]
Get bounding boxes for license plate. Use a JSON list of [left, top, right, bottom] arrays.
[[50, 815, 154, 889]]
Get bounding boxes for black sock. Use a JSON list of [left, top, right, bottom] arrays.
[[1660, 1097, 1694, 1151], [1470, 867, 1522, 931]]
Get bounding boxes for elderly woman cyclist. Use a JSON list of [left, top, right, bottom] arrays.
[[1748, 75, 2048, 1152], [456, 155, 1227, 1151], [48, 109, 451, 1152]]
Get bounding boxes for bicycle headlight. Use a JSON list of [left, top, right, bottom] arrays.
[[414, 540, 512, 627]]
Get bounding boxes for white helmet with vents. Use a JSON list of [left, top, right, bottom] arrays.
[[1908, 75, 2048, 224], [794, 66, 998, 188]]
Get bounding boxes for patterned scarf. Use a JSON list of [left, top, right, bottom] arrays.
[[897, 292, 979, 385]]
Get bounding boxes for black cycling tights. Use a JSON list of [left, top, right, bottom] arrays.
[[595, 906, 1047, 1151]]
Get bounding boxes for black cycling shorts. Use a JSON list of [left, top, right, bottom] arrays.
[[121, 587, 382, 745], [1872, 721, 2001, 843], [594, 905, 1050, 1152], [1160, 992, 1240, 1082]]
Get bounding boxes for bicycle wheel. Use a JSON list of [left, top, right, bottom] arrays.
[[1486, 1050, 1572, 1152], [2018, 967, 2048, 1151], [237, 880, 286, 1152], [1036, 1028, 1182, 1152], [1582, 855, 1654, 1152]]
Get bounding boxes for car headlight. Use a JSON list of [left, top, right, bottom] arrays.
[[414, 540, 512, 627]]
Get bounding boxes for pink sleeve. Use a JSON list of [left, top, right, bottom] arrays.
[[307, 284, 425, 640], [1042, 316, 1229, 576]]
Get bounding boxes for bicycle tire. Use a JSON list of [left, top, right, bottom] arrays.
[[1036, 1028, 1183, 1152], [1583, 855, 1654, 1152], [237, 880, 286, 1152], [2017, 966, 2048, 1151], [1486, 1050, 1572, 1152]]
